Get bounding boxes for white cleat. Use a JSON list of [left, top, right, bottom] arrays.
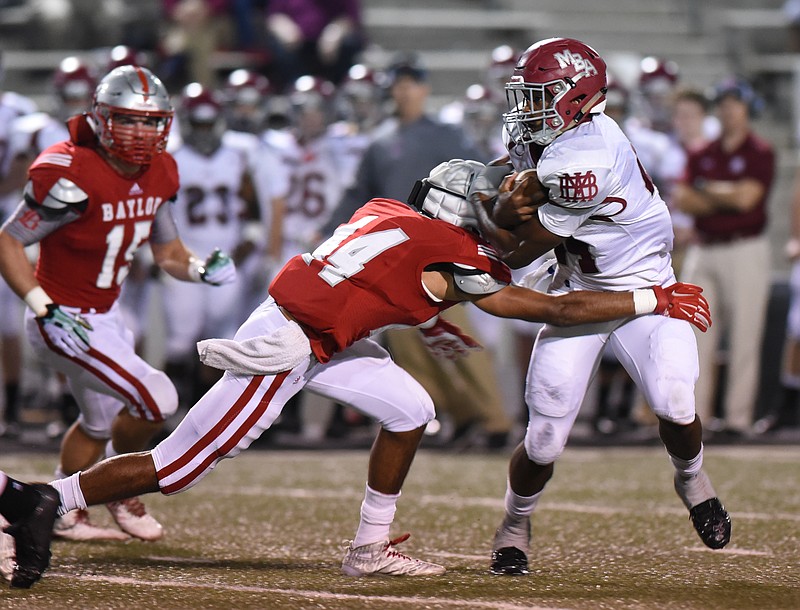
[[54, 509, 130, 541], [106, 497, 164, 541], [0, 516, 14, 582], [341, 533, 446, 576]]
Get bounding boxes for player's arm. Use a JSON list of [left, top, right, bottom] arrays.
[[421, 269, 711, 331], [472, 169, 560, 269], [0, 222, 38, 301], [150, 203, 237, 285], [674, 178, 764, 216], [0, 179, 87, 306], [0, 182, 93, 356]]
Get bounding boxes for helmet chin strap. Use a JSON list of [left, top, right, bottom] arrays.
[[572, 89, 606, 125]]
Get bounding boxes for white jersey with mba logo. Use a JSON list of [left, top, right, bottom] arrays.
[[509, 112, 676, 291]]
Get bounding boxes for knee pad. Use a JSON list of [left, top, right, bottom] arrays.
[[379, 387, 435, 432], [650, 381, 696, 425], [133, 370, 179, 422], [75, 413, 113, 441], [523, 414, 570, 465]]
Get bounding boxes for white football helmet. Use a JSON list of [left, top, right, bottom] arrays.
[[408, 159, 486, 230], [91, 65, 173, 165]]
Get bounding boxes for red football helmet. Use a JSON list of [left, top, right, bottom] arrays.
[[503, 37, 607, 146], [223, 69, 272, 132], [106, 45, 148, 71], [53, 56, 97, 118], [290, 75, 336, 140], [486, 44, 518, 99], [639, 56, 679, 94], [179, 82, 225, 155], [92, 65, 173, 166]]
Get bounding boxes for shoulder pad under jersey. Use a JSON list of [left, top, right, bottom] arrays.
[[451, 263, 507, 295], [24, 178, 88, 214]]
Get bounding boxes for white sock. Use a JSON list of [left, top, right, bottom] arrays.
[[353, 484, 400, 547], [669, 445, 704, 479], [48, 473, 87, 516], [669, 446, 717, 509], [503, 482, 542, 534]]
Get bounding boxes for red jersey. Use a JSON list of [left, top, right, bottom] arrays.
[[269, 198, 511, 363], [684, 132, 774, 242], [28, 115, 179, 310]]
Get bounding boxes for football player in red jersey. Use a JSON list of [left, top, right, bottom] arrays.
[[41, 159, 708, 577], [0, 65, 237, 543]]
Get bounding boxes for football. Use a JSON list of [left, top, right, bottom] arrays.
[[513, 169, 549, 204]]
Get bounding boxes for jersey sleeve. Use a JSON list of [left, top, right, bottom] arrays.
[[450, 263, 508, 295], [149, 201, 180, 244], [1, 198, 79, 246]]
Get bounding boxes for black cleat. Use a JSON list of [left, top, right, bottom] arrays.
[[490, 547, 529, 575], [5, 484, 60, 588], [689, 497, 731, 550]]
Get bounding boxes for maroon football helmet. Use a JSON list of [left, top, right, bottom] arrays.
[[106, 45, 148, 72], [639, 56, 679, 94], [179, 82, 225, 155], [53, 56, 97, 119], [222, 69, 272, 133], [503, 37, 607, 146]]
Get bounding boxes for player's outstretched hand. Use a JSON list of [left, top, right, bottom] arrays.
[[653, 282, 712, 332], [36, 304, 93, 357], [419, 317, 482, 360], [200, 248, 237, 285]]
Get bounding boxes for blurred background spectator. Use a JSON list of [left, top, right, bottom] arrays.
[[675, 77, 774, 439], [263, 0, 365, 90], [160, 0, 235, 88]]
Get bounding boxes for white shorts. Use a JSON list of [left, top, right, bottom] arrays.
[[523, 314, 699, 464], [152, 299, 434, 495], [25, 301, 178, 438]]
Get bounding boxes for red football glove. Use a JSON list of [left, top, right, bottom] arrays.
[[653, 282, 712, 332], [418, 317, 482, 360]]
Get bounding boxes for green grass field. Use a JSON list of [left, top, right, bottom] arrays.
[[1, 445, 798, 609]]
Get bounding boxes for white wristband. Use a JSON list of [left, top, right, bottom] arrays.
[[632, 289, 658, 315], [187, 256, 204, 283], [24, 286, 54, 316]]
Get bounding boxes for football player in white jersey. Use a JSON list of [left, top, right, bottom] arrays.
[[0, 54, 38, 438], [220, 69, 293, 320], [470, 38, 731, 576], [163, 83, 255, 405], [280, 76, 347, 264]]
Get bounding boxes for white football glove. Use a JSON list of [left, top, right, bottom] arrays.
[[200, 248, 237, 285], [36, 304, 93, 358], [419, 317, 482, 360]]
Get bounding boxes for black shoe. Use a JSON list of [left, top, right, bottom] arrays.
[[490, 547, 529, 575], [5, 484, 60, 588], [688, 497, 731, 550]]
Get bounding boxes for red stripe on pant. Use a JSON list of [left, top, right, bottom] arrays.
[[158, 372, 289, 494], [37, 325, 154, 420]]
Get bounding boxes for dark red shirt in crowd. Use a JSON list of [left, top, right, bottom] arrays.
[[683, 131, 775, 243]]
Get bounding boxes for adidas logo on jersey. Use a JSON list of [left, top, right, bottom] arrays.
[[129, 183, 144, 195]]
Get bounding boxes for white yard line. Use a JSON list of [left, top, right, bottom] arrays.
[[229, 487, 800, 522], [49, 573, 568, 610]]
